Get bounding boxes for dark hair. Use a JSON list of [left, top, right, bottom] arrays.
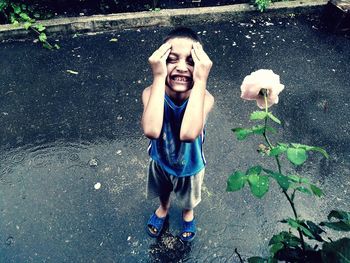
[[163, 26, 202, 44]]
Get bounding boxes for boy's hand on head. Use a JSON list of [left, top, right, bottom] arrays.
[[191, 42, 213, 83], [148, 42, 172, 80]]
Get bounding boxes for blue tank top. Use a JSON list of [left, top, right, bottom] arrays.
[[148, 94, 206, 177]]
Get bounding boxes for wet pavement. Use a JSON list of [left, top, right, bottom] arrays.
[[0, 12, 350, 262]]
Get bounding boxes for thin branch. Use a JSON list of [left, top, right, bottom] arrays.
[[234, 248, 244, 263]]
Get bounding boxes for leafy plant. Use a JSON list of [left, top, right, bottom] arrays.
[[228, 88, 350, 262], [0, 0, 59, 49], [254, 0, 271, 12]]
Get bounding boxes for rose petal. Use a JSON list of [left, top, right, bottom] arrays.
[[240, 69, 284, 108]]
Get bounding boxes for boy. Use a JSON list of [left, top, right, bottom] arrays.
[[141, 27, 214, 242]]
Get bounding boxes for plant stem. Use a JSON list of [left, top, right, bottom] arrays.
[[262, 89, 306, 252], [234, 248, 244, 263]]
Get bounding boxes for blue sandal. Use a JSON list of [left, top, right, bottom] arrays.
[[146, 212, 169, 238], [180, 218, 196, 242]]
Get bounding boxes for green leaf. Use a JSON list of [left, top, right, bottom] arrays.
[[287, 174, 301, 183], [284, 218, 316, 239], [270, 242, 284, 255], [232, 125, 267, 140], [248, 174, 269, 198], [19, 12, 31, 22], [250, 111, 268, 120], [267, 112, 281, 124], [269, 144, 288, 156], [321, 238, 350, 263], [291, 143, 329, 158], [310, 184, 323, 197], [295, 186, 312, 195], [10, 13, 18, 25], [248, 257, 267, 263], [247, 166, 262, 176], [268, 172, 290, 191], [227, 171, 247, 192], [54, 44, 60, 49], [269, 231, 301, 247], [287, 147, 307, 165], [308, 146, 329, 158], [0, 1, 8, 11], [42, 42, 52, 49], [39, 32, 47, 42], [12, 4, 21, 14], [232, 127, 251, 140], [23, 21, 31, 30], [35, 24, 46, 32]]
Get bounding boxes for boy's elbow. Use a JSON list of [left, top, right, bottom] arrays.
[[180, 130, 200, 142], [143, 127, 161, 139]]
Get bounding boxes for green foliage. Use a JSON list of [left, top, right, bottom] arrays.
[[255, 0, 271, 12], [228, 91, 348, 262], [286, 147, 307, 165], [227, 166, 269, 198], [248, 173, 269, 198], [249, 110, 281, 124], [232, 125, 276, 140], [0, 0, 58, 49], [320, 210, 350, 232], [227, 171, 246, 191]]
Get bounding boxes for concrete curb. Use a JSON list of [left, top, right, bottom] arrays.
[[0, 0, 327, 40]]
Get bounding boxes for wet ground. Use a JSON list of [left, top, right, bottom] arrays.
[[0, 12, 349, 262]]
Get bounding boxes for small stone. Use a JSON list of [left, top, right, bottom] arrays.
[[89, 159, 98, 167], [94, 182, 101, 190]]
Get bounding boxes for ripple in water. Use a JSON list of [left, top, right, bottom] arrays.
[[28, 141, 86, 168], [0, 141, 89, 184]]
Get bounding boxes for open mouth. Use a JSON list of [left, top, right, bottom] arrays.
[[171, 75, 192, 83]]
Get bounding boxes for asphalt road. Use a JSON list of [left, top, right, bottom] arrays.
[[0, 11, 349, 262]]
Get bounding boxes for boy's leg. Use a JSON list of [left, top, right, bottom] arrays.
[[172, 169, 205, 239], [147, 160, 173, 235], [148, 192, 171, 236], [156, 192, 171, 217], [182, 208, 194, 238], [182, 208, 194, 221]]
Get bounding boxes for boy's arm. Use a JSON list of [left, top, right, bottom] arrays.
[[141, 43, 171, 139], [180, 43, 214, 141]]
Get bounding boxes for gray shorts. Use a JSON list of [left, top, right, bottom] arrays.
[[147, 160, 205, 210]]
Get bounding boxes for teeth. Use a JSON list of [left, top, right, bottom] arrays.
[[174, 76, 187, 82]]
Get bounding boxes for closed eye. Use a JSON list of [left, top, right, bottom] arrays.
[[166, 58, 177, 64], [187, 58, 194, 66]]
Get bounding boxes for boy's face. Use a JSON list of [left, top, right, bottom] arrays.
[[165, 37, 195, 94]]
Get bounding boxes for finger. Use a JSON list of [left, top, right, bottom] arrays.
[[161, 48, 171, 62], [193, 42, 210, 61], [191, 48, 200, 64], [157, 42, 172, 57]]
